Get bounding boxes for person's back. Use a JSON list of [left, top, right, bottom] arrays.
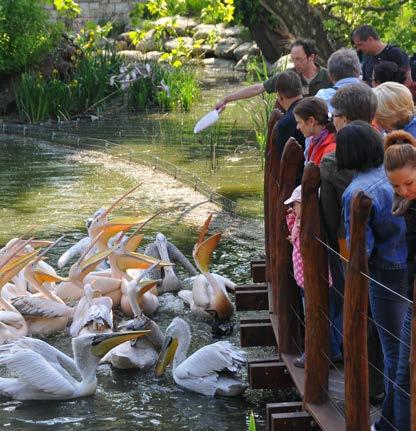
[[272, 71, 305, 160]]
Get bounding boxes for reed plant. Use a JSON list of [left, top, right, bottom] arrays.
[[128, 63, 199, 112]]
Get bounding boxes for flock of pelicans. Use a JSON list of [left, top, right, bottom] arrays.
[[0, 184, 248, 401]]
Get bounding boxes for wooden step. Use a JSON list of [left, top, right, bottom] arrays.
[[240, 316, 276, 347], [248, 358, 293, 389], [235, 283, 269, 311], [250, 260, 266, 283]]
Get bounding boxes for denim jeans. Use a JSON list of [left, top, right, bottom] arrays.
[[369, 265, 408, 431], [394, 305, 411, 431]]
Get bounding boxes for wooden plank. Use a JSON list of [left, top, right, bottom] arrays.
[[281, 353, 346, 431], [235, 288, 269, 311], [240, 317, 276, 347], [266, 402, 303, 431], [248, 360, 293, 389], [270, 411, 316, 431], [251, 262, 266, 283], [235, 283, 267, 292]]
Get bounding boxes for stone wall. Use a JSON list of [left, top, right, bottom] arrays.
[[47, 0, 144, 24]]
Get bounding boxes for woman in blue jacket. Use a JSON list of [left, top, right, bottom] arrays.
[[337, 121, 408, 431]]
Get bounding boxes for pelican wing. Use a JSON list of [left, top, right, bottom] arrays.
[[0, 310, 22, 325], [0, 349, 75, 397], [0, 337, 79, 380], [11, 296, 72, 318], [175, 341, 246, 380]]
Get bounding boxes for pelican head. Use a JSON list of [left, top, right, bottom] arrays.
[[154, 317, 190, 376], [88, 330, 150, 357]]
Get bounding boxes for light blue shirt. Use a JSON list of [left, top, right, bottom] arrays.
[[315, 77, 361, 113]]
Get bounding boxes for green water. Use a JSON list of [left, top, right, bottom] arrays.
[[0, 69, 285, 431]]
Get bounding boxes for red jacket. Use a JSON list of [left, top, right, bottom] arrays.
[[307, 128, 336, 166]]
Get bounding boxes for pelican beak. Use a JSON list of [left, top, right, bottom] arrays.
[[137, 279, 161, 300], [193, 233, 221, 273], [79, 248, 113, 272], [196, 214, 213, 246], [29, 240, 54, 248], [91, 330, 150, 357], [154, 336, 178, 376], [99, 217, 149, 242], [115, 252, 171, 271], [125, 233, 145, 252], [34, 267, 68, 284], [0, 250, 39, 287]]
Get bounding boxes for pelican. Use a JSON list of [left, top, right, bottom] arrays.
[[178, 215, 234, 321], [12, 237, 79, 335], [54, 234, 117, 303], [0, 250, 41, 344], [0, 330, 149, 400], [144, 233, 197, 293], [69, 284, 113, 337], [102, 265, 164, 369], [155, 317, 247, 396]]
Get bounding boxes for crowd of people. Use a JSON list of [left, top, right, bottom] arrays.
[[217, 24, 416, 431]]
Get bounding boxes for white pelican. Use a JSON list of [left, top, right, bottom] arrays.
[[0, 330, 149, 400], [69, 284, 113, 337], [155, 317, 247, 396], [102, 265, 164, 369], [144, 233, 197, 293], [178, 215, 234, 321], [0, 250, 41, 344]]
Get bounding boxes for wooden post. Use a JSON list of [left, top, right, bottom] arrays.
[[411, 280, 416, 431], [344, 191, 372, 431], [301, 162, 330, 404], [274, 138, 304, 353], [264, 108, 284, 286]]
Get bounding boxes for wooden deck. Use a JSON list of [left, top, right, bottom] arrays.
[[241, 292, 380, 430]]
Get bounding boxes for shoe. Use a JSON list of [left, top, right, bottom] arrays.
[[293, 353, 305, 368], [370, 424, 378, 431], [331, 355, 343, 365]]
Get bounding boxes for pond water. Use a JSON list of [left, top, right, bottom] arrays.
[[0, 68, 288, 431]]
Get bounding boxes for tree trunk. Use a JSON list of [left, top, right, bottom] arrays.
[[236, 0, 336, 63]]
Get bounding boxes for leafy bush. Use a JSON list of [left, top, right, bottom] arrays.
[[309, 0, 415, 52], [128, 63, 199, 112], [201, 0, 235, 24], [14, 73, 74, 122], [0, 0, 61, 74]]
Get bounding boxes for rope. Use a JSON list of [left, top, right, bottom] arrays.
[[314, 235, 413, 305]]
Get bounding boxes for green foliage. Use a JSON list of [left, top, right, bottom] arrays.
[[201, 0, 235, 24], [129, 0, 235, 23], [14, 73, 73, 122], [159, 37, 204, 68], [245, 55, 270, 83], [52, 0, 81, 20], [249, 411, 256, 431], [309, 0, 416, 52], [128, 63, 199, 112], [243, 91, 275, 169], [0, 0, 61, 74]]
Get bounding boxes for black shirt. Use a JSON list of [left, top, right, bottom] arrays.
[[361, 44, 410, 84], [273, 99, 305, 182]]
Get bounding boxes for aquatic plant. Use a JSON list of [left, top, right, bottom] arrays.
[[243, 92, 275, 169], [128, 63, 199, 112], [249, 411, 256, 431]]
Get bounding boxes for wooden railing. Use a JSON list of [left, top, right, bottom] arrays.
[[262, 128, 414, 430]]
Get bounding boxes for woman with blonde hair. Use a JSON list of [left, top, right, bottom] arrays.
[[373, 82, 416, 136], [384, 130, 416, 431]]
